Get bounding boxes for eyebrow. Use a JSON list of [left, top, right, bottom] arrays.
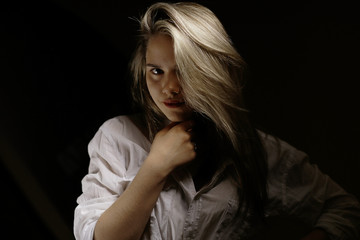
[[146, 63, 161, 68], [146, 63, 179, 71]]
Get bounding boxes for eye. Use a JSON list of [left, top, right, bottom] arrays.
[[150, 68, 164, 75]]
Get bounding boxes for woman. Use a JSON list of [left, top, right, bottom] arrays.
[[74, 2, 360, 240]]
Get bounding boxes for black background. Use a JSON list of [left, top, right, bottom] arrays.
[[1, 0, 359, 239]]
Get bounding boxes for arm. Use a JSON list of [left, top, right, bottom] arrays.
[[93, 158, 167, 240], [263, 133, 360, 240], [282, 145, 360, 240], [94, 120, 195, 240]]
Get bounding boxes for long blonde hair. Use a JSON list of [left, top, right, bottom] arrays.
[[130, 2, 267, 221]]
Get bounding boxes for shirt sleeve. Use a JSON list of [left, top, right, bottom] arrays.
[[268, 137, 360, 240], [73, 118, 142, 240]]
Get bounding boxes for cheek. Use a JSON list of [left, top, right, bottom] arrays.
[[146, 77, 159, 99]]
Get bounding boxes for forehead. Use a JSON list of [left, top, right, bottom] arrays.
[[146, 34, 175, 65]]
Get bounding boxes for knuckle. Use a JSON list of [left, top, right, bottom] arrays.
[[187, 142, 194, 151], [177, 131, 189, 141], [183, 133, 191, 141]]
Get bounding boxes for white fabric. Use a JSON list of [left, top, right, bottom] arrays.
[[74, 115, 360, 240]]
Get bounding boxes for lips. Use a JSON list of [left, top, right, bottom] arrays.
[[163, 100, 185, 108]]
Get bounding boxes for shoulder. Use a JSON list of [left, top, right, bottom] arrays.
[[99, 115, 133, 137], [92, 114, 150, 152], [257, 130, 312, 211], [257, 130, 309, 173]]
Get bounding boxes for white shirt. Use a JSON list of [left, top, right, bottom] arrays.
[[74, 115, 360, 240]]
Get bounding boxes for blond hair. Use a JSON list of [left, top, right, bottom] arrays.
[[130, 2, 267, 221], [131, 2, 246, 141]]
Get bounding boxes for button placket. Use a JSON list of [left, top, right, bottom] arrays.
[[182, 197, 202, 239]]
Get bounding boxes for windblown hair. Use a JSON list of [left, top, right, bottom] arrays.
[[130, 2, 268, 222]]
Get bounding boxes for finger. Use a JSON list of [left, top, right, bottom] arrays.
[[165, 121, 179, 129], [161, 121, 179, 133], [176, 120, 194, 131]]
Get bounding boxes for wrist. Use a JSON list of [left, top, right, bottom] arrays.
[[143, 154, 173, 181]]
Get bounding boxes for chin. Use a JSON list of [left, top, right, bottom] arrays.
[[166, 113, 192, 123], [167, 116, 185, 123]]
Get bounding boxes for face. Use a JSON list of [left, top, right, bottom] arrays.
[[145, 34, 192, 123]]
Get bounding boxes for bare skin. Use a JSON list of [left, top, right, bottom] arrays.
[[94, 120, 196, 240], [93, 33, 330, 240], [94, 34, 196, 240], [145, 34, 192, 123]]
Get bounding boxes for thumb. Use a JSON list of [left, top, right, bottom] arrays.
[[158, 121, 179, 134], [176, 120, 195, 132]]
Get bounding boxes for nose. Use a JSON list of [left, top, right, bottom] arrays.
[[162, 71, 180, 96]]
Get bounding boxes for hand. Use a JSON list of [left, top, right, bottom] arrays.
[[147, 120, 196, 175]]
